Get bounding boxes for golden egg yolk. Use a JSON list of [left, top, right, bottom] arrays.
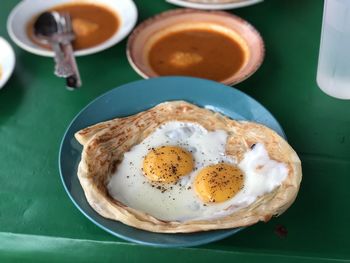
[[143, 146, 194, 183], [194, 163, 244, 203]]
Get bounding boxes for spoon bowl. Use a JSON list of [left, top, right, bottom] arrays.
[[34, 12, 60, 40]]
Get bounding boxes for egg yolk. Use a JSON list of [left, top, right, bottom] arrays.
[[194, 163, 244, 203], [143, 146, 194, 183]]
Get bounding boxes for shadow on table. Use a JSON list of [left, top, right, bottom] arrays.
[[0, 61, 26, 125]]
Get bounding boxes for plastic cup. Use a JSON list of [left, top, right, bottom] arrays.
[[317, 0, 350, 99]]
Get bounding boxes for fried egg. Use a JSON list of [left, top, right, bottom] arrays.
[[107, 121, 288, 222]]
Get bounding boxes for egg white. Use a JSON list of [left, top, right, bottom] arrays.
[[107, 121, 288, 222]]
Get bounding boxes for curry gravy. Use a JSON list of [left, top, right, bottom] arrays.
[[27, 3, 119, 50], [148, 29, 247, 82]]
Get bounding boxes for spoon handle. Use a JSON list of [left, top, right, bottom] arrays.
[[51, 41, 73, 77], [61, 42, 82, 89]]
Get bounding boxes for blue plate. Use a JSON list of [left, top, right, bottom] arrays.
[[59, 76, 286, 247]]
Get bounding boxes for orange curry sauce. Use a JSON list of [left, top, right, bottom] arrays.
[[148, 29, 246, 82]]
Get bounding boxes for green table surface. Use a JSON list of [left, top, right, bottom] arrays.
[[1, 0, 350, 262]]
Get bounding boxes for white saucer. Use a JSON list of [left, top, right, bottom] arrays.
[[7, 0, 138, 57], [166, 0, 263, 10]]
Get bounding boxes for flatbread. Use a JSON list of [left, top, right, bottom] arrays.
[[75, 101, 302, 233]]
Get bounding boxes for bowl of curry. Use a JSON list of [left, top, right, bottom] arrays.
[[7, 0, 137, 57], [127, 9, 264, 86]]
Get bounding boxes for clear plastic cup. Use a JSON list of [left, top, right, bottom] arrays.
[[317, 0, 350, 99]]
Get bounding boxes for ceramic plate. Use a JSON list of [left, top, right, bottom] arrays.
[[127, 9, 264, 86], [7, 0, 137, 57], [0, 37, 15, 89], [59, 77, 285, 247], [166, 0, 263, 10]]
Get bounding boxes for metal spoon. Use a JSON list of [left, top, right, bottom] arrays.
[[59, 12, 82, 89], [33, 11, 81, 89], [34, 12, 73, 77]]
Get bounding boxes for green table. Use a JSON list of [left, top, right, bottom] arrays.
[[1, 0, 349, 262]]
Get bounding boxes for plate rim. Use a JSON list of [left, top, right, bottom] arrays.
[[58, 76, 286, 247]]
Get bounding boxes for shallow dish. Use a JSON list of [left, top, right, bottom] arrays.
[[0, 37, 15, 89], [59, 76, 286, 247], [7, 0, 137, 57], [127, 9, 264, 86], [166, 0, 263, 10]]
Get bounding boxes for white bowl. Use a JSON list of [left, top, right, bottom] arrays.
[[7, 0, 138, 57], [0, 37, 15, 89], [166, 0, 263, 10], [127, 9, 265, 86]]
